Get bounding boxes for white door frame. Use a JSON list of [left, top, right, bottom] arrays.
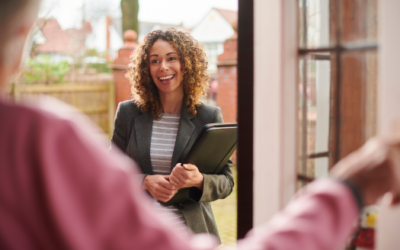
[[376, 0, 400, 249], [253, 0, 298, 226]]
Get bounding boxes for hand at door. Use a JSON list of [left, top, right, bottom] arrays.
[[331, 137, 400, 206], [170, 164, 204, 190]]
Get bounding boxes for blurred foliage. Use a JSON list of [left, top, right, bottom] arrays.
[[23, 55, 70, 84], [88, 63, 111, 73], [86, 49, 99, 57]]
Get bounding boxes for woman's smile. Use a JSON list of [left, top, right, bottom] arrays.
[[158, 74, 175, 85]]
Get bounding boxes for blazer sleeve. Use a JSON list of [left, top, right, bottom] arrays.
[[110, 102, 128, 153], [110, 102, 148, 183], [191, 107, 235, 203]]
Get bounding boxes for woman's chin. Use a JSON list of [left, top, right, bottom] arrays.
[[157, 85, 184, 97], [156, 81, 182, 94]]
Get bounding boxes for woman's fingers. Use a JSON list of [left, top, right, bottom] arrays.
[[154, 185, 177, 202], [156, 184, 175, 194], [172, 165, 187, 175], [182, 164, 197, 170], [144, 175, 178, 202], [171, 166, 188, 180], [161, 176, 177, 190], [155, 193, 174, 203], [157, 186, 178, 202], [170, 163, 203, 189], [169, 173, 185, 189]]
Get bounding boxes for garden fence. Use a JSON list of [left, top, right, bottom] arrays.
[[7, 82, 115, 138]]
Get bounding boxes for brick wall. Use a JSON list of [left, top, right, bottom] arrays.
[[216, 35, 238, 123], [217, 35, 238, 163], [217, 66, 237, 123]]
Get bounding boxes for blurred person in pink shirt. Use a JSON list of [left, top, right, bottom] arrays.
[[1, 0, 400, 250]]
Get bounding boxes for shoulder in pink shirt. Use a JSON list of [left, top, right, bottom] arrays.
[[0, 100, 359, 250]]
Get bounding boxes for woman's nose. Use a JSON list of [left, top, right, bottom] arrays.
[[160, 60, 169, 71]]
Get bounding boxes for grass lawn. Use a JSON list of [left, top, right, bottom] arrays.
[[211, 167, 237, 246]]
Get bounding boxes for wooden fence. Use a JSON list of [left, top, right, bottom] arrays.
[[7, 82, 115, 137]]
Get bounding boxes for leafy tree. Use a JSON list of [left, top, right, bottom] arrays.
[[121, 0, 139, 34], [23, 55, 70, 85]]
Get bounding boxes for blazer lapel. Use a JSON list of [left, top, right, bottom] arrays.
[[171, 104, 195, 169], [134, 111, 154, 174]]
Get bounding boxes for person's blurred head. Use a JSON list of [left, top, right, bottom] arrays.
[[0, 0, 40, 89], [126, 28, 209, 120]]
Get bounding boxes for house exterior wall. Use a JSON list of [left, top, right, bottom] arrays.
[[191, 9, 235, 43], [191, 8, 235, 73]]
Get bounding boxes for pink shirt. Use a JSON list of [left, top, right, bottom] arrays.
[[0, 100, 359, 250]]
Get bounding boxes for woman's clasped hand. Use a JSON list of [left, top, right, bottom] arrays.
[[170, 163, 204, 191], [144, 163, 204, 203], [143, 175, 178, 203]]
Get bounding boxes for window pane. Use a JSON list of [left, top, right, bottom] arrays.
[[203, 42, 221, 73], [299, 0, 378, 48], [315, 157, 329, 178], [337, 50, 378, 159], [298, 53, 332, 178], [299, 0, 333, 48], [340, 0, 378, 44]]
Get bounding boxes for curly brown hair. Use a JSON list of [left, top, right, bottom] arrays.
[[126, 28, 209, 120]]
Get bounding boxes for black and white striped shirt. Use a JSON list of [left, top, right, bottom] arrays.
[[150, 113, 187, 232]]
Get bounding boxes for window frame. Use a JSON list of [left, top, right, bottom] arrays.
[[238, 0, 400, 247], [297, 0, 378, 184], [237, 0, 298, 237]]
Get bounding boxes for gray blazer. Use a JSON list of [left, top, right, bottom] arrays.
[[110, 99, 234, 241]]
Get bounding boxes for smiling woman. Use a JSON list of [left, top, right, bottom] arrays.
[[126, 29, 209, 119], [110, 29, 234, 243]]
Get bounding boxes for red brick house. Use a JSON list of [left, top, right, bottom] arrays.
[[33, 18, 92, 58]]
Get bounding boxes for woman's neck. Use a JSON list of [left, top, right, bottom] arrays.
[[159, 90, 184, 114]]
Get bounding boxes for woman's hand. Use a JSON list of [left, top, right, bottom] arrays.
[[170, 163, 204, 190], [143, 175, 178, 203]]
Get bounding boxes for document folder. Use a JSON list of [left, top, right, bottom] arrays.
[[162, 123, 237, 206]]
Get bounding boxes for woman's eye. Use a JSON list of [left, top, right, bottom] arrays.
[[151, 60, 159, 64], [168, 57, 177, 61]]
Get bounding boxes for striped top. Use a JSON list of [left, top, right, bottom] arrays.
[[150, 113, 187, 232]]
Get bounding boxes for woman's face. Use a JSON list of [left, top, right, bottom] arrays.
[[148, 39, 184, 96]]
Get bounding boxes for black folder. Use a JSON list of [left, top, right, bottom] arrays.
[[162, 123, 237, 206]]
